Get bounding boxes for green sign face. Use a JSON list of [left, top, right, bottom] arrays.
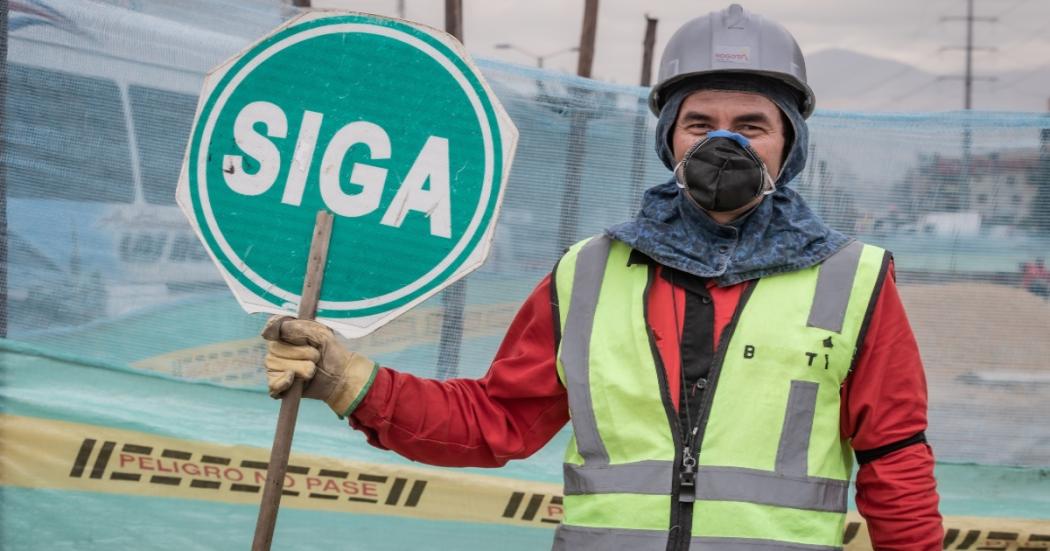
[[177, 12, 517, 336]]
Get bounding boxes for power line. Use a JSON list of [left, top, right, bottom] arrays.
[[941, 0, 999, 109], [994, 0, 1034, 18], [842, 0, 955, 98], [995, 18, 1050, 54], [997, 62, 1049, 90], [848, 64, 922, 98], [985, 18, 1050, 92], [873, 78, 941, 110], [971, 3, 1049, 95]]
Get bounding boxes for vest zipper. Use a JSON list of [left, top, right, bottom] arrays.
[[674, 399, 704, 551], [675, 380, 713, 550], [669, 281, 757, 551], [678, 426, 699, 504]]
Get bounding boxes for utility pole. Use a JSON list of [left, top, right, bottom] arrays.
[[941, 0, 996, 211], [557, 0, 601, 250], [291, 0, 310, 7], [397, 0, 406, 19], [964, 0, 975, 109], [639, 15, 658, 87], [576, 0, 599, 78], [1, 0, 8, 338], [445, 0, 463, 44], [436, 0, 465, 380], [940, 0, 997, 109], [629, 15, 659, 214]]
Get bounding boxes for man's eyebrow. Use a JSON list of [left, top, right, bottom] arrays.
[[677, 111, 775, 125], [678, 111, 714, 124], [732, 112, 774, 125]]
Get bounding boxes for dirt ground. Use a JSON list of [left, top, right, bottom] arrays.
[[901, 281, 1050, 376], [897, 281, 1050, 465]]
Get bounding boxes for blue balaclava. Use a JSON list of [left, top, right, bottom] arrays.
[[655, 74, 808, 183], [606, 75, 850, 285]]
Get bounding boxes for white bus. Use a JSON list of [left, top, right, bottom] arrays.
[[6, 0, 285, 330]]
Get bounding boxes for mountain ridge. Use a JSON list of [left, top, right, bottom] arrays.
[[806, 48, 1050, 113]]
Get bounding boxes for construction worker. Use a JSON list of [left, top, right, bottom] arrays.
[[263, 4, 942, 549], [1022, 257, 1050, 299]]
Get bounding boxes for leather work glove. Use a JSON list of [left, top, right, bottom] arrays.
[[261, 316, 378, 418]]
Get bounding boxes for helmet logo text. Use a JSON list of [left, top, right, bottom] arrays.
[[713, 46, 751, 65]]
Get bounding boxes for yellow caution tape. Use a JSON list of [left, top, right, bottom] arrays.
[[843, 515, 1050, 550], [1, 414, 1046, 549], [0, 414, 562, 527]]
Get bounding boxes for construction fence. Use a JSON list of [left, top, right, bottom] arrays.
[[2, 0, 1049, 549]]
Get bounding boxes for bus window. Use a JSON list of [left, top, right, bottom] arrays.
[[3, 64, 135, 203], [120, 233, 168, 263], [169, 234, 210, 262], [129, 86, 198, 206]]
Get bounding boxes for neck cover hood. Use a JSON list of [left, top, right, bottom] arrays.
[[607, 75, 850, 285]]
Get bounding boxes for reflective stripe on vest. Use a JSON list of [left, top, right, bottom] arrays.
[[563, 461, 848, 512], [553, 525, 844, 551], [807, 240, 864, 333], [559, 236, 614, 466], [553, 236, 888, 550]]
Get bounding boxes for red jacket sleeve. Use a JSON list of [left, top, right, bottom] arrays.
[[842, 263, 944, 550], [348, 275, 569, 467]]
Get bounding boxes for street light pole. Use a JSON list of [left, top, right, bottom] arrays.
[[629, 15, 659, 214]]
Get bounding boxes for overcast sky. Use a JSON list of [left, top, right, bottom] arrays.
[[313, 0, 1050, 109]]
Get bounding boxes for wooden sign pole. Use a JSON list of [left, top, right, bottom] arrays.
[[251, 210, 335, 551]]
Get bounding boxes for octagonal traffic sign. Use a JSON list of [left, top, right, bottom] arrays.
[[176, 11, 517, 338]]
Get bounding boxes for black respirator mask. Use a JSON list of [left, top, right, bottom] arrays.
[[673, 130, 776, 212]]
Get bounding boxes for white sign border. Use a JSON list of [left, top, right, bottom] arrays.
[[195, 17, 496, 311]]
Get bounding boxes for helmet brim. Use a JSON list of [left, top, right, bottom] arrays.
[[648, 69, 816, 119]]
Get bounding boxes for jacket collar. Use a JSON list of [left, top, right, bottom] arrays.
[[607, 180, 851, 286]]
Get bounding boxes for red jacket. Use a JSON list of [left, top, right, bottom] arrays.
[[350, 261, 943, 550]]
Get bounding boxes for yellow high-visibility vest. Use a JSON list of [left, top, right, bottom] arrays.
[[552, 236, 888, 550]]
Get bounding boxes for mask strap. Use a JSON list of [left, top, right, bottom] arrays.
[[673, 159, 688, 189], [739, 143, 777, 196], [760, 167, 777, 196]]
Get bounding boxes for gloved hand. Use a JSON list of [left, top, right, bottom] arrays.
[[261, 316, 378, 418]]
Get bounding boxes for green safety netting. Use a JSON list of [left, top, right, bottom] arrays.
[[2, 1, 1049, 550]]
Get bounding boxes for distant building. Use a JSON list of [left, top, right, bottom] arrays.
[[968, 152, 1040, 226], [897, 134, 1049, 229]]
